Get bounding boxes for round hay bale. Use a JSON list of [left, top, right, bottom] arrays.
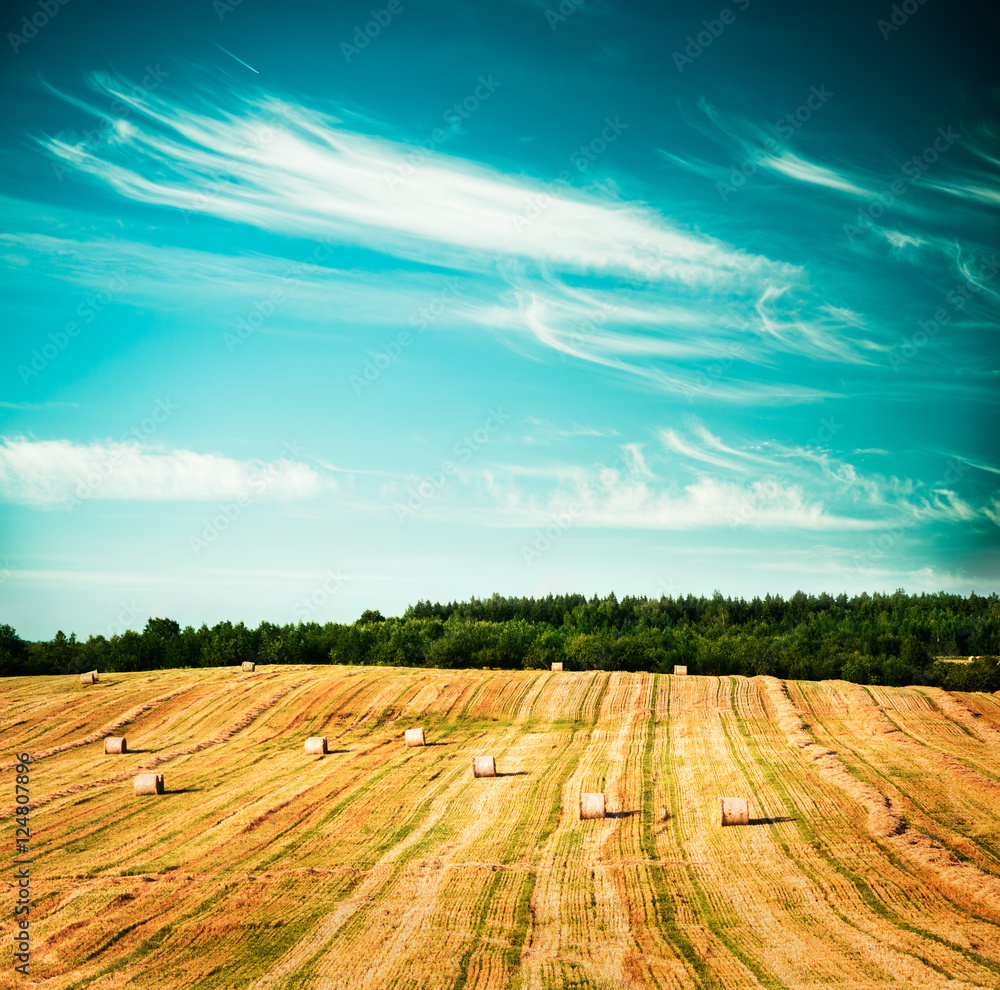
[[551, 662, 563, 671], [473, 756, 496, 778], [104, 737, 127, 754], [580, 792, 606, 820], [405, 727, 426, 747], [720, 796, 749, 826], [80, 670, 98, 685], [134, 773, 164, 796], [241, 661, 255, 672], [673, 665, 687, 675], [305, 736, 328, 756]]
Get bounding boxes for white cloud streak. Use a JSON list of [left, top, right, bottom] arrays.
[[0, 224, 485, 329], [6, 426, 995, 539], [42, 75, 772, 285], [0, 438, 330, 506], [31, 74, 891, 401], [462, 473, 879, 532], [758, 150, 869, 195]]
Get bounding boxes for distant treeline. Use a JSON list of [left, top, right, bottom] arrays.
[[2, 590, 999, 691]]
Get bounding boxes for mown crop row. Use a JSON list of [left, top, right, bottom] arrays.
[[2, 666, 999, 989]]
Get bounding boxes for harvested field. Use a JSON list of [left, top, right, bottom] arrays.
[[2, 666, 1000, 989]]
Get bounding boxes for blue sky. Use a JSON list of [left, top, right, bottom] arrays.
[[1, 0, 998, 639]]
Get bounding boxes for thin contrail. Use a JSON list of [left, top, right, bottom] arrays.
[[210, 40, 260, 74]]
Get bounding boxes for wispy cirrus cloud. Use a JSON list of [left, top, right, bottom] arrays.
[[923, 129, 1000, 208], [487, 283, 853, 402], [620, 442, 653, 478], [660, 427, 747, 472], [646, 422, 1000, 533], [691, 97, 870, 197], [521, 418, 620, 444], [759, 149, 869, 195], [0, 220, 485, 329], [946, 452, 1000, 477], [660, 423, 781, 473], [685, 98, 1000, 242], [31, 73, 895, 401], [41, 73, 769, 285]]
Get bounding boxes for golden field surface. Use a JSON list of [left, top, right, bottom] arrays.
[[3, 665, 1000, 989]]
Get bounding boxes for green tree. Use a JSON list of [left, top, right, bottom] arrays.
[[144, 617, 181, 639], [0, 624, 30, 676], [28, 630, 82, 675]]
